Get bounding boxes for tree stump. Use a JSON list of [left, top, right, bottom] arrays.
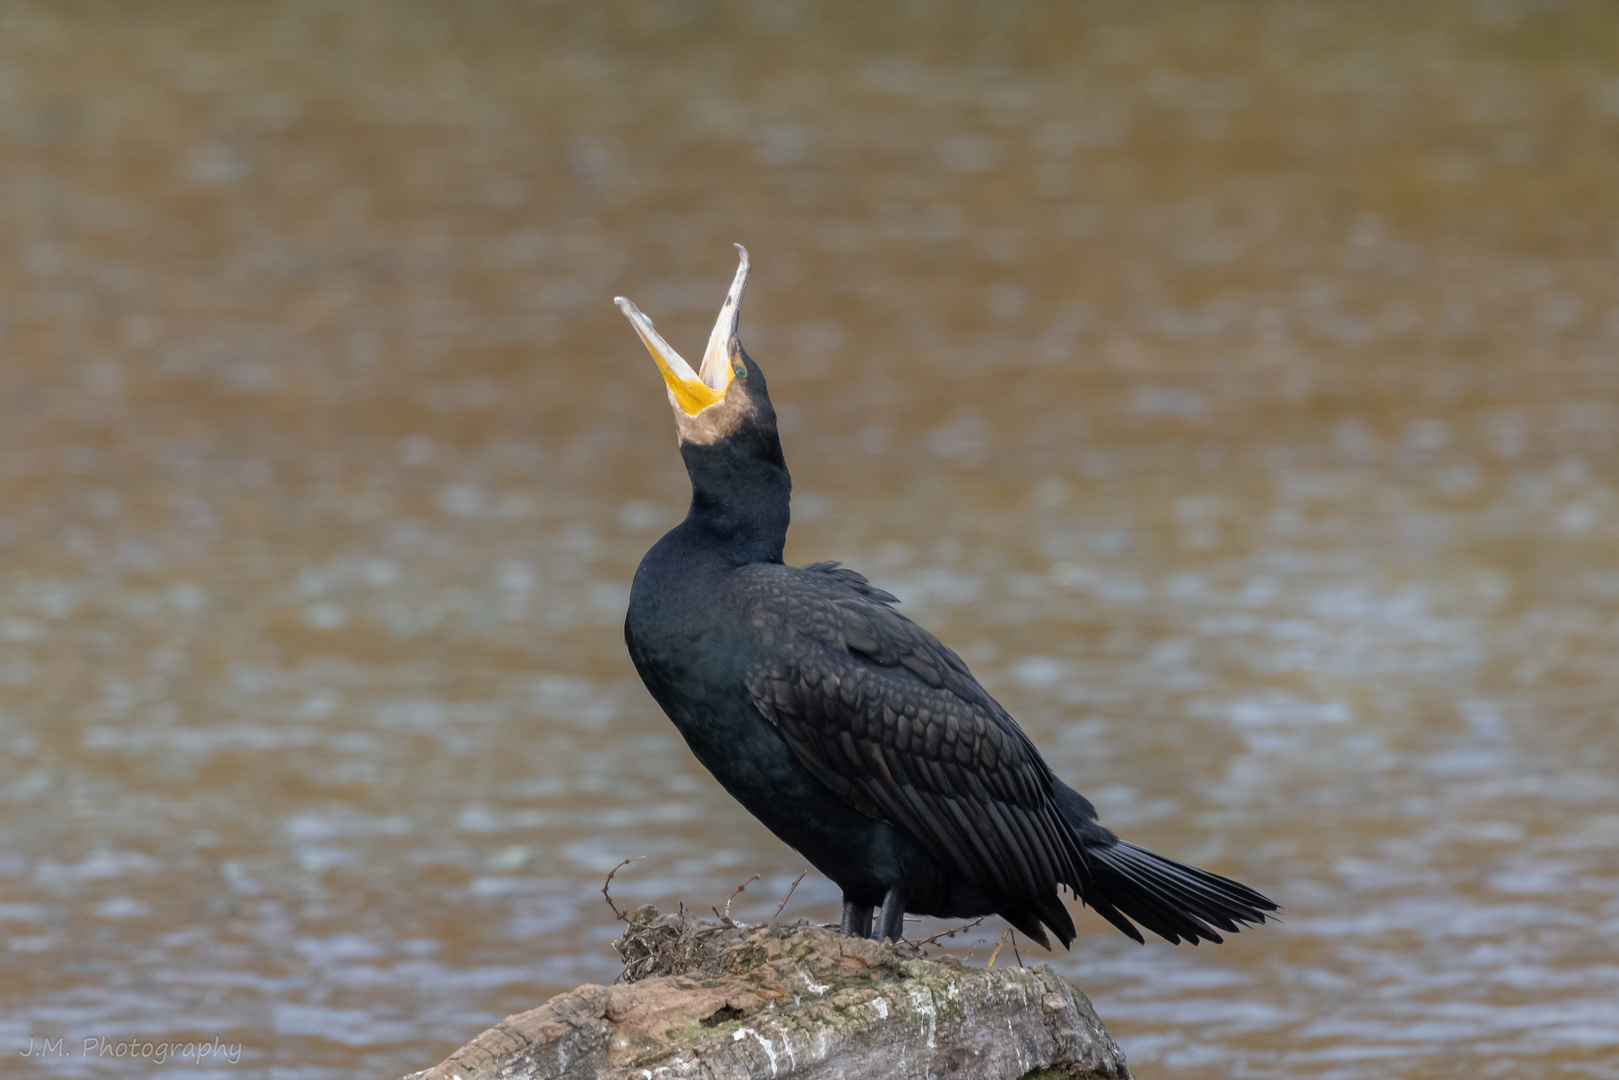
[[403, 906, 1133, 1080]]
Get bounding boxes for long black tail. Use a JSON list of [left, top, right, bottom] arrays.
[[1052, 778, 1278, 945]]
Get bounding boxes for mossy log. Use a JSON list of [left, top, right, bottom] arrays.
[[404, 905, 1132, 1080]]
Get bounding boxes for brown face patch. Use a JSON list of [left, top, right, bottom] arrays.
[[670, 368, 756, 446]]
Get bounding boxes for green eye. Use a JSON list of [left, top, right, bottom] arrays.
[[733, 361, 746, 378]]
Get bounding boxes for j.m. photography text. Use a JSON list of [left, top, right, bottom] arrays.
[[18, 1036, 243, 1066]]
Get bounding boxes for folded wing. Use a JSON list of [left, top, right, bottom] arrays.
[[733, 561, 1088, 945]]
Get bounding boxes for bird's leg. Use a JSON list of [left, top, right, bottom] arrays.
[[875, 886, 905, 942], [840, 897, 873, 938]]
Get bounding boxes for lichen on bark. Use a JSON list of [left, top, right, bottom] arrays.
[[406, 908, 1133, 1080]]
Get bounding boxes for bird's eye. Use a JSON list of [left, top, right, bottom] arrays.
[[733, 361, 746, 378]]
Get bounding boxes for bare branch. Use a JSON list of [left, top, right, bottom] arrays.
[[914, 915, 985, 947], [729, 874, 761, 917], [709, 874, 757, 932], [1011, 929, 1024, 968], [721, 873, 761, 925], [986, 927, 1010, 969], [601, 856, 645, 923], [769, 870, 808, 927]]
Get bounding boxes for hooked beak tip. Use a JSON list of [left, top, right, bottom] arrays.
[[697, 246, 751, 389]]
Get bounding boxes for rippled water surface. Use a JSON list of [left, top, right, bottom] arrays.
[[3, 3, 1618, 1077]]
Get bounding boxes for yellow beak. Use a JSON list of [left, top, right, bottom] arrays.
[[616, 245, 750, 416]]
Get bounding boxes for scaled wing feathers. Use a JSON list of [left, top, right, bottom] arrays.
[[734, 562, 1090, 907]]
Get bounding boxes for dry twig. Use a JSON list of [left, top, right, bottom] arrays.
[[914, 915, 985, 947], [985, 926, 1027, 968], [769, 870, 808, 927], [712, 873, 761, 928], [601, 856, 645, 922], [986, 927, 1010, 969]]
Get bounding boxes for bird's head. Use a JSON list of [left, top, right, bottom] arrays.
[[614, 244, 777, 449]]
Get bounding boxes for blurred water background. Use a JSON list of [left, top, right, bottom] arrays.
[[3, 2, 1618, 1077]]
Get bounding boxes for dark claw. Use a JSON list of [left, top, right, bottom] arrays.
[[875, 885, 905, 942], [840, 897, 873, 938]]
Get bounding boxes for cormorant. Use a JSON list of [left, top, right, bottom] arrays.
[[615, 247, 1276, 947]]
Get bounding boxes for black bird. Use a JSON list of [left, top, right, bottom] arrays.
[[616, 247, 1276, 948]]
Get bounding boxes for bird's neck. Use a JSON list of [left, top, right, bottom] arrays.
[[679, 440, 792, 565]]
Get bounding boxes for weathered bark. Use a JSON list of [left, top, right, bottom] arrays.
[[403, 906, 1132, 1080]]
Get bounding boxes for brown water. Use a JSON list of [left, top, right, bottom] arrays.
[[3, 2, 1618, 1077]]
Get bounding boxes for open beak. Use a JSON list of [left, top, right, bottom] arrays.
[[615, 245, 751, 416]]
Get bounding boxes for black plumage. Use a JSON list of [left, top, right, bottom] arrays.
[[617, 250, 1276, 947]]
